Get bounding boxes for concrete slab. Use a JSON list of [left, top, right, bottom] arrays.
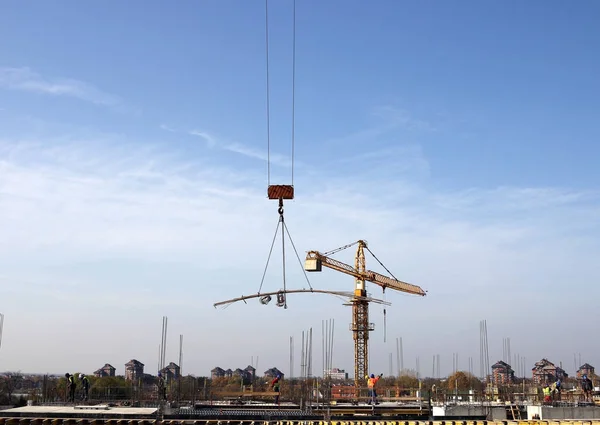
[[431, 405, 511, 420], [0, 405, 157, 418], [74, 405, 110, 410]]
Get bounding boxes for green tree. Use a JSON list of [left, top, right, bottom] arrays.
[[422, 377, 442, 390], [210, 377, 228, 389], [90, 376, 131, 401], [92, 376, 130, 388], [377, 376, 395, 386], [445, 371, 483, 391], [396, 374, 419, 389], [2, 371, 23, 402]]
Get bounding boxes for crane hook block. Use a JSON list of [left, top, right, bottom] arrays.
[[268, 185, 294, 200], [276, 291, 286, 307], [259, 295, 272, 305]]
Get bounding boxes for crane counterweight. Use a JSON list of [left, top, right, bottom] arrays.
[[304, 257, 322, 272]]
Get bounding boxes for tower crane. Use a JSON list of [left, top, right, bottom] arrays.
[[304, 240, 426, 395]]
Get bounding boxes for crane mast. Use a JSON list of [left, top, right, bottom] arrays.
[[305, 240, 426, 399], [352, 241, 372, 393]]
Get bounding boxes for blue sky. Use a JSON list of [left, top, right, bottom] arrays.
[[0, 0, 599, 379]]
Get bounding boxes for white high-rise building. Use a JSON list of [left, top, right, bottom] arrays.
[[324, 368, 348, 380]]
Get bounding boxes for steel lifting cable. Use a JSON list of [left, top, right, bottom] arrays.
[[260, 0, 302, 307], [265, 0, 271, 186], [257, 200, 314, 302], [365, 246, 400, 281], [363, 246, 394, 343], [265, 0, 297, 186], [283, 219, 313, 291], [383, 287, 387, 343], [291, 0, 296, 185], [257, 215, 282, 295], [322, 241, 359, 257], [280, 202, 288, 308]]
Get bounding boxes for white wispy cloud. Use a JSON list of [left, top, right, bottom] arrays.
[[316, 106, 435, 181], [159, 124, 177, 133], [189, 128, 292, 165], [334, 144, 431, 178], [188, 129, 218, 148], [162, 124, 292, 167], [323, 105, 436, 147], [0, 129, 598, 376], [371, 105, 437, 132], [432, 186, 599, 215], [0, 67, 129, 111], [222, 141, 288, 165]]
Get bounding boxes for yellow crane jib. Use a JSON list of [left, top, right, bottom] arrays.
[[304, 251, 426, 296]]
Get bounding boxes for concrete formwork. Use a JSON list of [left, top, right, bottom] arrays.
[[527, 405, 600, 420]]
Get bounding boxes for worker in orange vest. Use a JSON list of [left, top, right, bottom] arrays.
[[366, 373, 383, 405]]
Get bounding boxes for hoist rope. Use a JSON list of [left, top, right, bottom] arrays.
[[258, 0, 301, 306], [323, 241, 359, 257], [383, 288, 387, 343], [383, 308, 387, 343], [264, 0, 272, 186], [283, 220, 314, 291], [265, 0, 297, 186], [257, 208, 314, 297], [281, 213, 288, 308], [365, 246, 396, 343], [365, 246, 400, 282], [291, 0, 296, 185], [258, 217, 281, 295]]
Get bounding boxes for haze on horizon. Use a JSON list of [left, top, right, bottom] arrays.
[[0, 0, 599, 379]]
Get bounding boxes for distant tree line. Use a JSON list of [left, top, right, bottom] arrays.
[[1, 369, 596, 406]]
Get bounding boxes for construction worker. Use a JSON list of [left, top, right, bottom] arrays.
[[157, 372, 167, 401], [581, 375, 593, 402], [79, 374, 90, 401], [367, 373, 383, 405], [65, 373, 76, 402], [270, 375, 281, 405], [551, 378, 562, 401], [542, 383, 551, 403]]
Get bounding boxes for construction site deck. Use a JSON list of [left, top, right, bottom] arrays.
[[2, 401, 600, 424], [0, 402, 428, 421]]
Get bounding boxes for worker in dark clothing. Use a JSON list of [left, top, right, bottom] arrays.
[[79, 374, 90, 401], [581, 375, 593, 402], [551, 378, 562, 401], [65, 373, 76, 402], [157, 372, 167, 401], [270, 375, 281, 405]]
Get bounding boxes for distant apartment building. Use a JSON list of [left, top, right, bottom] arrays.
[[125, 359, 144, 381], [211, 367, 225, 379], [491, 361, 515, 385], [532, 358, 568, 384], [211, 365, 256, 383], [94, 363, 116, 378], [324, 368, 349, 380], [577, 363, 595, 379], [264, 367, 284, 378], [244, 365, 256, 380], [159, 362, 180, 381]]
